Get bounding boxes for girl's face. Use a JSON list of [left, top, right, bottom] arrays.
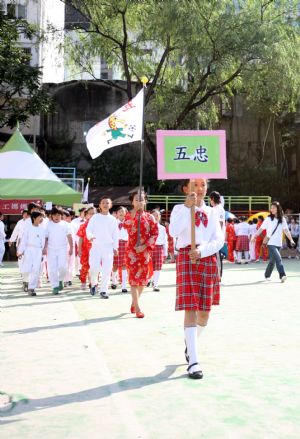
[[132, 193, 146, 210], [100, 199, 112, 213], [34, 216, 43, 226], [183, 179, 207, 199], [117, 208, 126, 221], [210, 198, 216, 207], [270, 204, 278, 216], [86, 208, 95, 220]]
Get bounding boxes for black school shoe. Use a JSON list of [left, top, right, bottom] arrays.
[[111, 284, 117, 290], [187, 363, 203, 380], [100, 291, 109, 299], [122, 289, 128, 293], [90, 285, 97, 296], [28, 289, 36, 296], [153, 287, 160, 292]]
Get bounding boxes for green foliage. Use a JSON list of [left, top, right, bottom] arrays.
[[63, 0, 299, 146], [0, 11, 53, 128]]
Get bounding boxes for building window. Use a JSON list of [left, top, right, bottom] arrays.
[[22, 47, 32, 65], [6, 3, 27, 19], [17, 4, 26, 18], [6, 3, 16, 17]]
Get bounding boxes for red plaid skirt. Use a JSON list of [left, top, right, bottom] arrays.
[[235, 235, 249, 252], [152, 245, 164, 271], [113, 240, 128, 268], [176, 247, 220, 311]]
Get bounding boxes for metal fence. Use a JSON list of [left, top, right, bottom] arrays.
[[147, 195, 272, 216]]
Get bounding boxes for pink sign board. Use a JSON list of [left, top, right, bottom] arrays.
[[156, 130, 227, 180]]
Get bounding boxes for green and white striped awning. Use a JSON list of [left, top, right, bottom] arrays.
[[0, 128, 81, 206]]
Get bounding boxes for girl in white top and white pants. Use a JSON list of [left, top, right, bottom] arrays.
[[18, 212, 45, 295]]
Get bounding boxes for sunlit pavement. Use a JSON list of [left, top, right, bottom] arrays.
[[1, 260, 299, 439]]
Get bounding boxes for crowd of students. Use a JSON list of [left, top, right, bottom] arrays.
[[0, 183, 298, 379]]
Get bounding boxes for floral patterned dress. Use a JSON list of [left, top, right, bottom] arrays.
[[124, 211, 158, 286]]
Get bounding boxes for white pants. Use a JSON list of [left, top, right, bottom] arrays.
[[48, 247, 67, 288], [0, 242, 5, 264], [249, 241, 256, 261], [89, 244, 114, 293], [237, 251, 249, 262], [65, 249, 75, 282], [22, 247, 43, 289]]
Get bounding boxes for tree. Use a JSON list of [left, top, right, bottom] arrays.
[[0, 11, 53, 128], [61, 0, 299, 163]]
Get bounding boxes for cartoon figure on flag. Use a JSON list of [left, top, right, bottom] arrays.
[[106, 115, 135, 144], [86, 89, 144, 159]]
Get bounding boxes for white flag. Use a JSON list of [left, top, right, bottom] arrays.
[[82, 180, 89, 203], [86, 89, 144, 159]]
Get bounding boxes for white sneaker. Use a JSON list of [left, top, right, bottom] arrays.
[[281, 276, 287, 283], [264, 277, 271, 282]]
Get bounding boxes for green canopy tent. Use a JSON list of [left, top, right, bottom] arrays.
[[0, 128, 81, 206]]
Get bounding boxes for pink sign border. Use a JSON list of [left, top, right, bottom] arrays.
[[156, 130, 227, 180]]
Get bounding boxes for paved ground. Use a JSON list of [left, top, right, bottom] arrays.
[[0, 260, 299, 439]]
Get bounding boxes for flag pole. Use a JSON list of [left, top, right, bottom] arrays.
[[137, 77, 148, 246]]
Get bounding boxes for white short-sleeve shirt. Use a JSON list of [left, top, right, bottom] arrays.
[[261, 216, 288, 247]]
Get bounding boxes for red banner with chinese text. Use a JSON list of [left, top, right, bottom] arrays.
[[0, 199, 42, 215]]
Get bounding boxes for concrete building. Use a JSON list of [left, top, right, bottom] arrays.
[[0, 0, 65, 138]]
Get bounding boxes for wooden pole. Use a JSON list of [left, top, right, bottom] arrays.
[[190, 180, 196, 262], [137, 80, 147, 246]]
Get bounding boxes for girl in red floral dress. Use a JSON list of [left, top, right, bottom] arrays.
[[124, 191, 158, 318]]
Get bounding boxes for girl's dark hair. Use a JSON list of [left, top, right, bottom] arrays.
[[31, 211, 43, 223], [117, 206, 127, 212], [129, 190, 147, 204], [51, 207, 63, 216], [252, 218, 258, 224], [209, 191, 221, 204], [270, 201, 284, 223], [27, 202, 40, 213]]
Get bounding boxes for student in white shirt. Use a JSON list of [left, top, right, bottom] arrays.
[[235, 217, 250, 263], [209, 191, 226, 279], [63, 210, 75, 286], [111, 206, 129, 293], [170, 178, 224, 380], [252, 201, 295, 282], [86, 198, 118, 298], [17, 212, 45, 296], [151, 210, 168, 291], [44, 207, 73, 294], [0, 212, 6, 267]]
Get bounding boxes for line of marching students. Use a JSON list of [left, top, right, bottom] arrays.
[[225, 215, 270, 264], [8, 195, 171, 311]]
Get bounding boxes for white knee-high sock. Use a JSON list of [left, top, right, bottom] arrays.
[[153, 270, 160, 287], [112, 271, 117, 285], [184, 327, 201, 373], [197, 324, 206, 338], [121, 270, 127, 289], [237, 252, 242, 262], [244, 251, 249, 261]]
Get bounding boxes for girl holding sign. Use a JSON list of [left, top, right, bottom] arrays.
[[170, 178, 224, 379]]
